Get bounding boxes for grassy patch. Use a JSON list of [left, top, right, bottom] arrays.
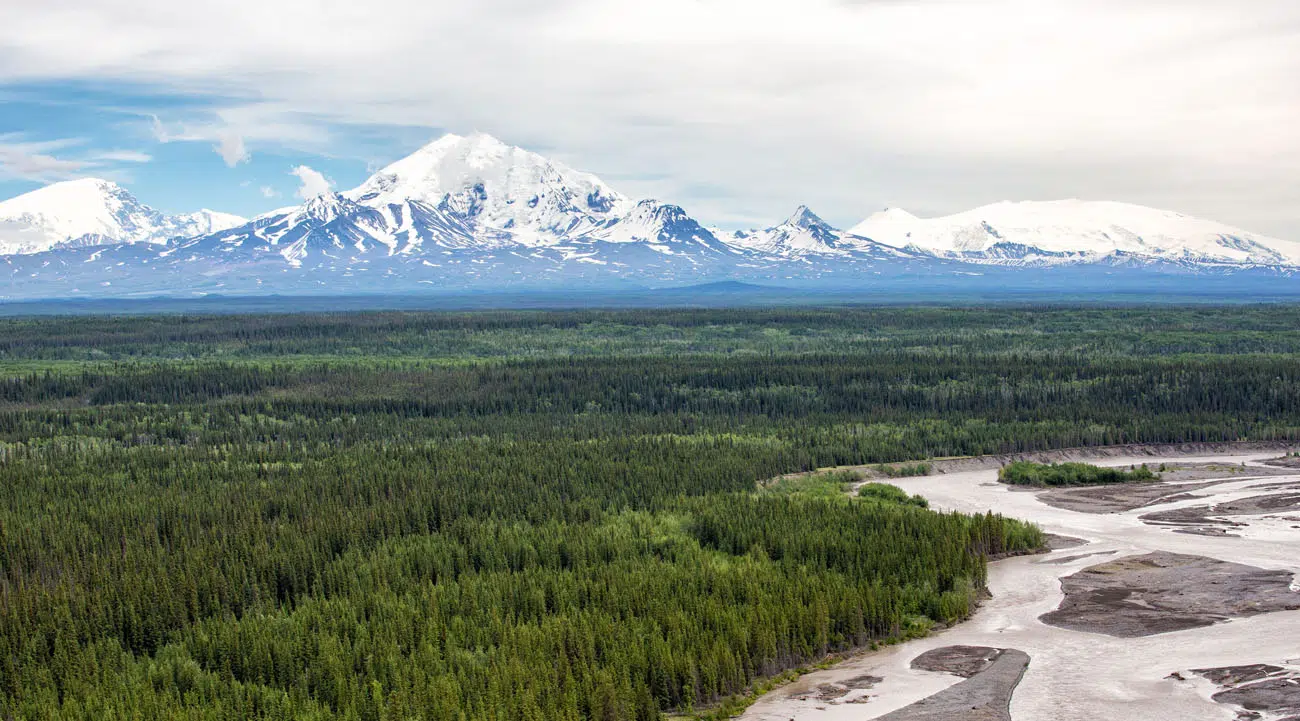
[[760, 470, 862, 498], [858, 482, 929, 508]]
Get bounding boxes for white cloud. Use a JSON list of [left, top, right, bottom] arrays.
[[259, 185, 278, 198], [3, 0, 1298, 235], [215, 131, 249, 167], [290, 165, 331, 199]]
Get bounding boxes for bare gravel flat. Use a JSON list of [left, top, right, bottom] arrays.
[[1040, 551, 1300, 637], [872, 647, 1029, 721]]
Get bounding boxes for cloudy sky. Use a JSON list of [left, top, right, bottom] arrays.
[[0, 0, 1296, 235]]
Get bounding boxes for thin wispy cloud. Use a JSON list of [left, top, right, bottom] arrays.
[[147, 105, 337, 168], [96, 150, 152, 163], [0, 134, 152, 183], [151, 115, 249, 166], [0, 145, 86, 182]]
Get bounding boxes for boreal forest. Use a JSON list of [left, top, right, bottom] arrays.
[[4, 306, 1300, 720]]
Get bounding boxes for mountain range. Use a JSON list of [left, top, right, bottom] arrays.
[[2, 132, 1297, 300]]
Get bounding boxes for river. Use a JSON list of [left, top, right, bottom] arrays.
[[740, 452, 1300, 721]]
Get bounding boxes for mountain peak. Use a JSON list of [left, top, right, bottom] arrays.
[[53, 177, 122, 191], [864, 207, 918, 223], [418, 131, 506, 150], [589, 199, 724, 250], [386, 132, 542, 180], [0, 178, 243, 255], [463, 131, 509, 149], [346, 131, 630, 245], [2, 177, 130, 207], [783, 205, 832, 230], [715, 205, 854, 257], [301, 192, 357, 223]]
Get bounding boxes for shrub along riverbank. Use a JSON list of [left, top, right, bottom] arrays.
[[998, 461, 1158, 487]]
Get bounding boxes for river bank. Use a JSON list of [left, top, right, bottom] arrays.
[[740, 449, 1300, 721]]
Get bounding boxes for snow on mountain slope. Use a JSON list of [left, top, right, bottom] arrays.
[[849, 200, 1300, 267], [585, 200, 733, 254], [0, 178, 245, 255], [720, 206, 920, 261], [193, 133, 733, 266], [721, 206, 847, 256], [5, 137, 1296, 301], [348, 132, 631, 246], [176, 209, 247, 237], [170, 193, 408, 266]]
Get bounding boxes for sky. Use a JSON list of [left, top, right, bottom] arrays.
[[0, 0, 1296, 236]]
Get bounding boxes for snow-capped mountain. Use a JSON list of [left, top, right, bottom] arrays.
[[347, 132, 631, 247], [0, 178, 245, 255], [172, 192, 417, 267], [1, 136, 1297, 301], [719, 205, 919, 261], [588, 200, 733, 253], [184, 133, 729, 269], [849, 200, 1300, 267], [720, 206, 849, 256]]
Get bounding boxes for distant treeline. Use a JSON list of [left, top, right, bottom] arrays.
[[3, 305, 1300, 361], [1, 306, 1297, 720]]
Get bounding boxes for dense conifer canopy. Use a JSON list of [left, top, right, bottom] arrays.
[[3, 306, 1297, 719]]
